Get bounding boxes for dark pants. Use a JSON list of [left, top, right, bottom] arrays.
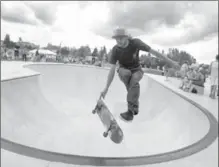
[[117, 66, 144, 114], [191, 80, 204, 87]]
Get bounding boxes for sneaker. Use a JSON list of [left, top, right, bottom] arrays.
[[120, 110, 133, 122]]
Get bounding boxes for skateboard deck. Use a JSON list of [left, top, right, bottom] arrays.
[[92, 96, 123, 144]]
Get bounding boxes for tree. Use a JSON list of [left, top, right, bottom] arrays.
[[83, 45, 92, 57], [166, 47, 195, 66], [106, 49, 112, 62], [103, 46, 107, 54], [69, 47, 77, 58], [141, 54, 152, 68], [92, 47, 98, 58], [75, 46, 86, 59], [98, 46, 107, 61], [18, 37, 22, 42], [60, 47, 69, 55], [45, 43, 60, 50], [157, 59, 166, 69], [150, 57, 159, 69], [3, 34, 10, 48], [178, 51, 193, 65]]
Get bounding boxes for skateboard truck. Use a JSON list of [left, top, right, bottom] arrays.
[[103, 120, 117, 137], [103, 125, 110, 137]]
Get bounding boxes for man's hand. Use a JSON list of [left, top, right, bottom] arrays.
[[101, 87, 108, 99]]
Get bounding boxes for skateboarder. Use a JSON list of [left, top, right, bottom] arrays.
[[101, 28, 179, 122]]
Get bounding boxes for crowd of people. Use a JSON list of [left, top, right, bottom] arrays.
[[178, 55, 218, 99]]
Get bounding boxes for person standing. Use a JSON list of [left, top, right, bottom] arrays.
[[209, 54, 218, 99]]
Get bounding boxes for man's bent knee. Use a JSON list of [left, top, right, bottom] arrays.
[[129, 71, 143, 87], [118, 68, 132, 77], [118, 68, 132, 82], [132, 74, 143, 82]]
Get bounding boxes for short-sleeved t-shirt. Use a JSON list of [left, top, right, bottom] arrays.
[[109, 38, 151, 69]]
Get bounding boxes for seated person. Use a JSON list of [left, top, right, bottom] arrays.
[[190, 67, 205, 87], [187, 66, 205, 94], [179, 66, 205, 88], [179, 67, 194, 90], [179, 75, 191, 91]]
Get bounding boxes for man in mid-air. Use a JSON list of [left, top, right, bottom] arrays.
[[101, 28, 179, 122]]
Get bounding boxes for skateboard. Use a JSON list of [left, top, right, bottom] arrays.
[[92, 96, 124, 144]]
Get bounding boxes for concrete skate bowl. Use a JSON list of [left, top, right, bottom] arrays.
[[1, 63, 218, 166]]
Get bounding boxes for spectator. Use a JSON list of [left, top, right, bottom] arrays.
[[198, 66, 207, 82], [22, 49, 27, 61], [179, 67, 194, 90], [14, 48, 19, 60], [22, 53, 27, 61], [187, 67, 196, 80], [179, 75, 191, 92], [34, 50, 40, 61], [180, 61, 189, 78], [163, 64, 170, 81], [92, 57, 95, 64], [179, 65, 205, 93], [191, 66, 205, 86], [209, 54, 218, 99]]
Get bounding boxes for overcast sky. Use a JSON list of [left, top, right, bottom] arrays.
[[1, 1, 218, 64]]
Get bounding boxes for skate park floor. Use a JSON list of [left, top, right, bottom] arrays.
[[1, 61, 218, 167]]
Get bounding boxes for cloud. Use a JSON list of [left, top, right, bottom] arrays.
[[167, 1, 218, 45], [181, 36, 218, 64], [1, 1, 59, 26], [92, 2, 191, 37], [92, 1, 218, 45], [110, 2, 187, 30], [24, 2, 58, 25], [1, 1, 217, 64], [1, 1, 38, 25]]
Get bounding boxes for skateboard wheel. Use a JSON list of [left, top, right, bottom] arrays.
[[103, 132, 108, 137], [92, 110, 96, 114]]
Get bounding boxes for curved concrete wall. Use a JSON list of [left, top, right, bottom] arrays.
[[1, 63, 218, 166]]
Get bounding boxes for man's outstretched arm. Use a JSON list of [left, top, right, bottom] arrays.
[[149, 49, 180, 69], [134, 38, 180, 69]]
